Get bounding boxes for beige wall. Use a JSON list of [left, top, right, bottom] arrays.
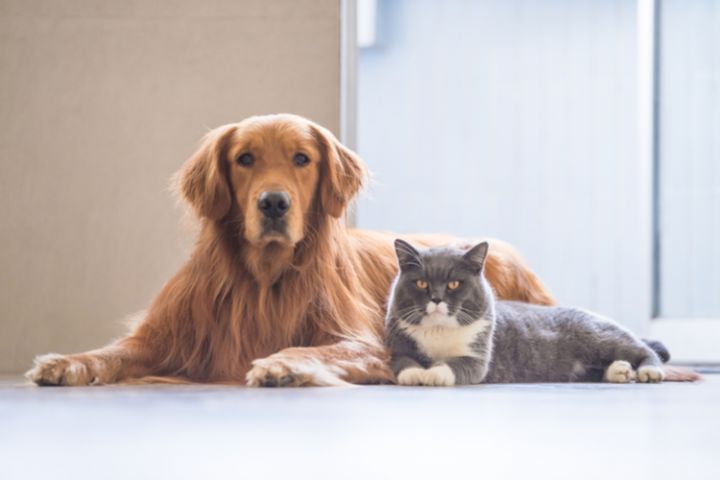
[[0, 0, 342, 373]]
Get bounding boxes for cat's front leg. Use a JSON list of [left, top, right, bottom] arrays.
[[445, 356, 490, 385], [392, 354, 454, 386], [398, 359, 483, 387], [420, 363, 456, 386], [395, 357, 488, 386], [396, 362, 455, 387], [392, 355, 428, 386]]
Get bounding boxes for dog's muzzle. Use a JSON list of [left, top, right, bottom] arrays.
[[258, 191, 290, 237], [258, 191, 290, 219]]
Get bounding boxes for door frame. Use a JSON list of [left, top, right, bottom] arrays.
[[340, 0, 359, 226], [641, 0, 719, 363]]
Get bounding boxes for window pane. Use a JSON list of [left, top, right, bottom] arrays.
[[659, 0, 720, 317], [358, 0, 649, 330]]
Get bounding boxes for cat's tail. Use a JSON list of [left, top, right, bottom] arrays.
[[642, 338, 671, 363], [642, 338, 703, 382]]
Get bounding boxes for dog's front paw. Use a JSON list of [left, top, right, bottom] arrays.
[[637, 365, 664, 383], [245, 353, 348, 387], [25, 354, 97, 386], [604, 360, 636, 383]]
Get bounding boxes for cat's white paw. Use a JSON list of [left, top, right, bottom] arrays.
[[637, 365, 664, 383], [397, 367, 428, 386], [423, 364, 456, 386], [604, 360, 636, 383], [397, 365, 456, 386]]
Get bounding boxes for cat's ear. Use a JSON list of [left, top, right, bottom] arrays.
[[394, 239, 422, 270], [463, 241, 489, 273]]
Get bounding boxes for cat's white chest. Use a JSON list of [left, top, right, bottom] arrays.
[[400, 317, 491, 360]]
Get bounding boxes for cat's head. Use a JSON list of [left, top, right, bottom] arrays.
[[390, 239, 494, 327]]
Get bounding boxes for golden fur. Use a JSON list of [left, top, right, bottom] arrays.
[[26, 114, 697, 386]]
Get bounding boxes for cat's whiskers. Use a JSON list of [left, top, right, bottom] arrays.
[[399, 310, 422, 323], [395, 305, 425, 324], [395, 306, 421, 317], [395, 305, 420, 314], [457, 311, 476, 322], [457, 306, 480, 318], [454, 307, 483, 326]]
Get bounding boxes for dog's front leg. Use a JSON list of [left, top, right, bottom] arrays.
[[26, 337, 155, 386], [246, 339, 393, 387]]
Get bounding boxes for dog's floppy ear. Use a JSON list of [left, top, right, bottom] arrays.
[[175, 125, 236, 220], [312, 123, 366, 218]]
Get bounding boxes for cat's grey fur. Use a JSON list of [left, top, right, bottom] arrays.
[[385, 239, 667, 386]]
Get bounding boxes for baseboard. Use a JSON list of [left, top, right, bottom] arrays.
[[650, 318, 720, 363]]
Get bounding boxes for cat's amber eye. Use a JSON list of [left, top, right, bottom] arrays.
[[415, 279, 428, 290], [447, 280, 460, 290]]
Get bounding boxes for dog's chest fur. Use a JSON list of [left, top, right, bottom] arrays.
[[400, 319, 491, 360]]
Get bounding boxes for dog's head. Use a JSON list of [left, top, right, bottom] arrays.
[[177, 114, 365, 246]]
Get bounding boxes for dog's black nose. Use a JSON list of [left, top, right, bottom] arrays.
[[258, 191, 291, 219]]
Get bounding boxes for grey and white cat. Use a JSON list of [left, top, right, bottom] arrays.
[[385, 239, 668, 386]]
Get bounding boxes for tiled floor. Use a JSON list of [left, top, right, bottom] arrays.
[[1, 374, 718, 480]]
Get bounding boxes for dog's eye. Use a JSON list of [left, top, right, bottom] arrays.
[[293, 153, 310, 167], [415, 279, 428, 290], [237, 153, 254, 167], [448, 280, 460, 290]]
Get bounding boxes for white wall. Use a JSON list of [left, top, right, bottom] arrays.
[[357, 0, 650, 331], [0, 0, 343, 373]]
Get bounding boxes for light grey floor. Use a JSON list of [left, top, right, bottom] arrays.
[[1, 374, 719, 480]]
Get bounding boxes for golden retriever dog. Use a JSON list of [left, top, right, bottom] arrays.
[[26, 114, 697, 386]]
